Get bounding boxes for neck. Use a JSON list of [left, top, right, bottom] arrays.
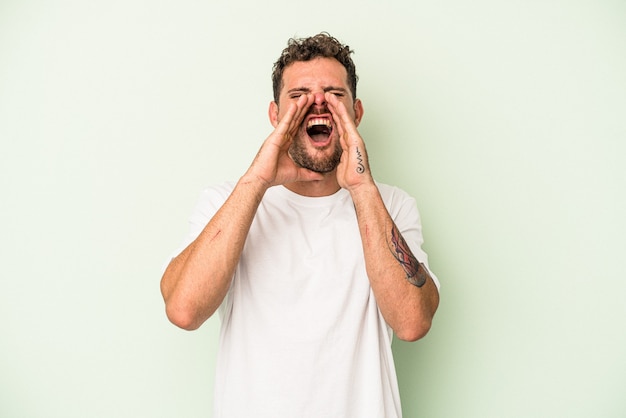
[[283, 172, 341, 197]]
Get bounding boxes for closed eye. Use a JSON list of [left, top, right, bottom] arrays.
[[287, 88, 310, 100], [324, 87, 348, 98]]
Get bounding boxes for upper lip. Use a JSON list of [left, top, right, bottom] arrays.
[[305, 113, 333, 127], [306, 117, 332, 130]]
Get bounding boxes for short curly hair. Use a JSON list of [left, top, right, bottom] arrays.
[[271, 33, 358, 102]]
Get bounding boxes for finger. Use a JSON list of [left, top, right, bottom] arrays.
[[273, 102, 298, 140], [275, 94, 311, 136], [292, 93, 314, 130], [278, 97, 302, 131], [326, 93, 345, 137], [326, 100, 350, 154], [327, 94, 362, 148], [326, 94, 360, 143], [288, 93, 313, 132]]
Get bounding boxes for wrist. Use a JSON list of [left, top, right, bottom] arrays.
[[346, 178, 377, 199], [238, 172, 272, 195]]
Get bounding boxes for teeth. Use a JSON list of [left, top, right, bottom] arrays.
[[307, 118, 332, 129]]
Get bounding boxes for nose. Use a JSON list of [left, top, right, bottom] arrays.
[[313, 92, 326, 106]]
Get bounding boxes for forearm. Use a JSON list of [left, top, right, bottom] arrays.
[[351, 183, 439, 341], [160, 176, 268, 330]]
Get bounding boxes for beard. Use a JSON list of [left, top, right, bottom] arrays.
[[288, 133, 343, 173]]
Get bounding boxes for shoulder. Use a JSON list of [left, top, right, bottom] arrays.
[[375, 182, 422, 225], [198, 181, 236, 204], [202, 180, 236, 197], [375, 182, 415, 206], [189, 181, 236, 222]]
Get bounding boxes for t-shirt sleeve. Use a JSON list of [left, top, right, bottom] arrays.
[[167, 182, 235, 262], [382, 184, 441, 290]]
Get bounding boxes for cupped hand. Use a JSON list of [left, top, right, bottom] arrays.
[[244, 94, 324, 187], [326, 93, 374, 191]]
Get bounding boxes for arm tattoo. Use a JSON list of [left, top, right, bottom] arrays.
[[355, 147, 365, 174], [390, 224, 427, 287]]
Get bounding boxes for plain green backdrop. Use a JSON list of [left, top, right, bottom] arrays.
[[1, 0, 625, 417]]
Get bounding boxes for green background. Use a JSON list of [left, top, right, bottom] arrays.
[[1, 0, 625, 416]]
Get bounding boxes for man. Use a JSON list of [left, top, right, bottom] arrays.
[[161, 33, 440, 417]]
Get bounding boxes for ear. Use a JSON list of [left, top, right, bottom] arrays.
[[268, 101, 279, 128], [353, 98, 364, 127]]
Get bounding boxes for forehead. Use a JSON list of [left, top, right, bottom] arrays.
[[281, 57, 349, 94]]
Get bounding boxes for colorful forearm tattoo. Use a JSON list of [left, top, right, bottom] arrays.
[[390, 224, 427, 287]]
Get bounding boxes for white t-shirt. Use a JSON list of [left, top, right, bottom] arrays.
[[177, 182, 439, 418]]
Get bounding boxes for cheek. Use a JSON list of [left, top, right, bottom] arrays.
[[275, 102, 293, 122]]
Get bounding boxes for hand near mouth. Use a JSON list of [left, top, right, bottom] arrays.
[[245, 93, 324, 188], [326, 92, 374, 192]]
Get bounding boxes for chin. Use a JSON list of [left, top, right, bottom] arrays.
[[289, 146, 341, 174]]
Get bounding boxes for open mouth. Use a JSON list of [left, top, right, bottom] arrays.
[[306, 117, 333, 144]]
